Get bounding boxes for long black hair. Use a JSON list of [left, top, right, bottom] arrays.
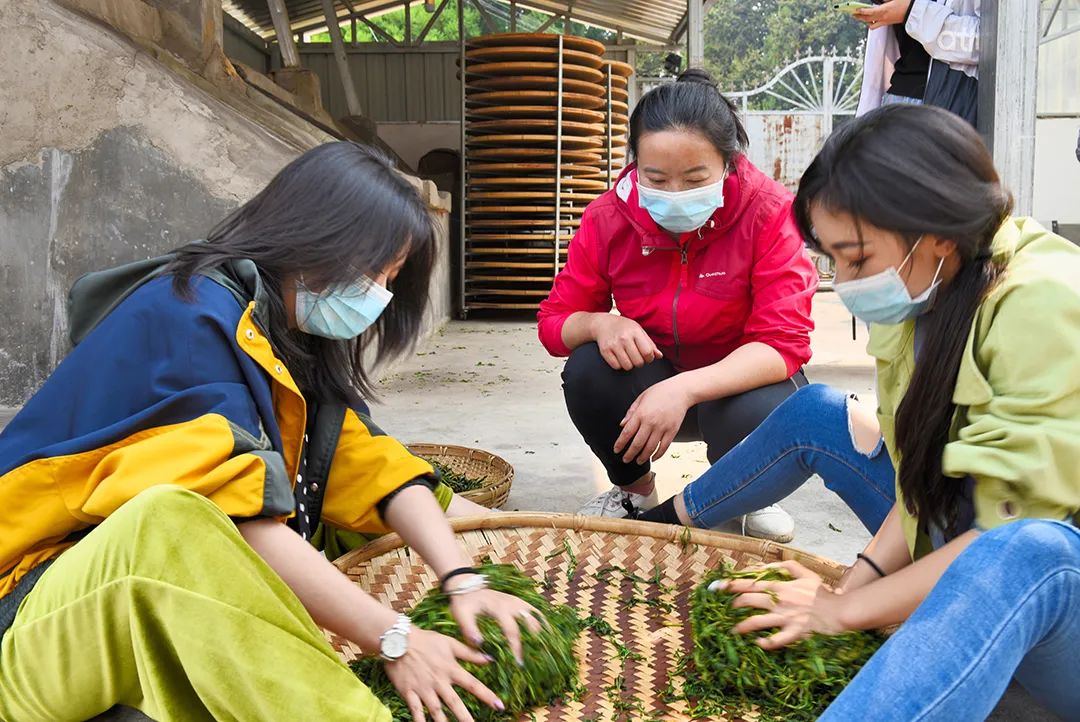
[[794, 104, 1013, 534], [628, 68, 749, 162], [167, 141, 436, 405]]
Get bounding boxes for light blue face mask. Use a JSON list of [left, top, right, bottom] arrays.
[[636, 175, 726, 234], [295, 275, 393, 340], [834, 237, 945, 325]]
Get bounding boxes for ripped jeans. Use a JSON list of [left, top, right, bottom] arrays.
[[681, 384, 896, 532]]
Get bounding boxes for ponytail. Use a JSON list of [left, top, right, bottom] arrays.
[[794, 104, 1014, 533]]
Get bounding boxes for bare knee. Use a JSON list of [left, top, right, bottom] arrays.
[[845, 396, 882, 456]]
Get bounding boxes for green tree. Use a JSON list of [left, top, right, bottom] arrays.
[[309, 0, 485, 43], [307, 1, 615, 44], [703, 0, 865, 93]]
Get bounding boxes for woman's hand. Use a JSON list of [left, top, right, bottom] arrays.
[[449, 587, 543, 665], [592, 314, 663, 370], [614, 377, 694, 464], [383, 627, 504, 722], [854, 0, 913, 30], [713, 561, 848, 649]]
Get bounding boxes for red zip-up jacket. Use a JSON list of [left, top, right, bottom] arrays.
[[538, 155, 817, 375]]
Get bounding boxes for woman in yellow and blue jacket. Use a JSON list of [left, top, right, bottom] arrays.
[[0, 142, 538, 722], [642, 106, 1079, 719]]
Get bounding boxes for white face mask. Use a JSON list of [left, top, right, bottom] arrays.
[[636, 175, 726, 234], [833, 237, 945, 325], [295, 275, 393, 340]]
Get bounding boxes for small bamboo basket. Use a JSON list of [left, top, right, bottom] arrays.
[[329, 513, 849, 722], [407, 443, 514, 509]]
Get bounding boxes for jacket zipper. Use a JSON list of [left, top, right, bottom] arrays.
[[673, 228, 702, 364], [643, 224, 707, 365]]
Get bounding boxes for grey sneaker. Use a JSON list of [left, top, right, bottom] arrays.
[[578, 485, 658, 519]]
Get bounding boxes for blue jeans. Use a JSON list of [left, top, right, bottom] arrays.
[[822, 520, 1080, 721], [681, 384, 896, 532], [882, 92, 924, 106]]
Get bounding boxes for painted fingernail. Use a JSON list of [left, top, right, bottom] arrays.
[[516, 655, 525, 667], [472, 634, 484, 646], [707, 580, 726, 593], [495, 700, 506, 712], [483, 654, 496, 662]]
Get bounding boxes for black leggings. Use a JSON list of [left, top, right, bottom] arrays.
[[562, 343, 808, 487]]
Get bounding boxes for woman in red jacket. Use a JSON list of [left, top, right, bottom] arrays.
[[538, 70, 817, 541]]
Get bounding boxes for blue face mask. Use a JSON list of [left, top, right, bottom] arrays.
[[295, 275, 393, 340], [834, 238, 945, 325], [636, 175, 726, 234]]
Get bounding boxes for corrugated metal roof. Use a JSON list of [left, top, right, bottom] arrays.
[[224, 0, 689, 45]]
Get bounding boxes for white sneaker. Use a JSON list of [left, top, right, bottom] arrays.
[[742, 505, 795, 543], [578, 484, 658, 519]]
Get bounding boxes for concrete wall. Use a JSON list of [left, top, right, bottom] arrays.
[[377, 121, 461, 171], [223, 13, 271, 74], [0, 0, 451, 406], [1033, 115, 1080, 226]]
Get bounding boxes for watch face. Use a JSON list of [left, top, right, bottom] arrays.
[[382, 630, 408, 659]]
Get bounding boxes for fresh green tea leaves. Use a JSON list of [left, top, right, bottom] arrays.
[[427, 459, 489, 493], [351, 564, 580, 721], [684, 563, 883, 721]]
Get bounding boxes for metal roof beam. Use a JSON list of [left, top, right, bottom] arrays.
[[505, 0, 675, 44], [267, 0, 302, 65], [257, 0, 679, 44], [468, 0, 499, 34], [415, 0, 451, 42], [288, 0, 411, 34], [670, 0, 717, 44]]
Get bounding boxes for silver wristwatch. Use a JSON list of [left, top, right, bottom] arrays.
[[379, 613, 411, 661]]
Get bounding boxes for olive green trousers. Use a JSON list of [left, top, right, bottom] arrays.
[[0, 486, 390, 722]]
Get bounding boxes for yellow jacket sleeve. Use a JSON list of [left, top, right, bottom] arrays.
[[320, 409, 434, 534]]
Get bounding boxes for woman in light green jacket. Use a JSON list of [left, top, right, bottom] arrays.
[[639, 105, 1080, 719]]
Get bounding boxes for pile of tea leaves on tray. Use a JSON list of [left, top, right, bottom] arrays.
[[683, 562, 884, 722], [350, 562, 580, 721], [428, 459, 488, 493]]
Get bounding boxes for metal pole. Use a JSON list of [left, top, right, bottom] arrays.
[[606, 65, 613, 188], [687, 0, 704, 69], [554, 35, 564, 273], [979, 1, 1039, 215], [458, 0, 468, 317], [319, 0, 362, 115], [1043, 0, 1064, 37], [625, 46, 638, 109], [822, 55, 834, 138], [267, 0, 301, 67]]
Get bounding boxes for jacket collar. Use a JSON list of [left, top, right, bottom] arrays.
[[68, 248, 273, 345]]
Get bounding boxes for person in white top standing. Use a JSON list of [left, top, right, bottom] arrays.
[[854, 0, 980, 127]]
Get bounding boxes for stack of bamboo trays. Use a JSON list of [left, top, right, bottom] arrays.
[[462, 33, 633, 312]]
